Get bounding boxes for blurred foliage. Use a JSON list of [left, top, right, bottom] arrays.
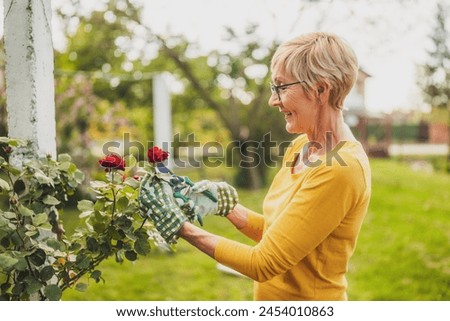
[[416, 1, 450, 171], [52, 0, 293, 190], [152, 28, 295, 189], [365, 124, 422, 143], [417, 1, 450, 112]]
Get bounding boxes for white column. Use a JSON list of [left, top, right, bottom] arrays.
[[3, 0, 56, 164], [152, 73, 173, 167]]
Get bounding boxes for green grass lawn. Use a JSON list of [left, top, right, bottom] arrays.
[[60, 159, 450, 301]]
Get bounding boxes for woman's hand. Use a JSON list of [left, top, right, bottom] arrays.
[[138, 174, 189, 244], [189, 180, 239, 223]]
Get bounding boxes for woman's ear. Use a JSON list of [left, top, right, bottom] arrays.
[[315, 81, 330, 106]]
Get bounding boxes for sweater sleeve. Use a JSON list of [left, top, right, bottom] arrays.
[[236, 209, 265, 242], [214, 163, 362, 282]]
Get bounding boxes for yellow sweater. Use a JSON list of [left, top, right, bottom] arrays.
[[214, 134, 371, 300]]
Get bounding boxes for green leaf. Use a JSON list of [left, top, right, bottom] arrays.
[[74, 170, 85, 184], [57, 161, 71, 171], [42, 195, 60, 205], [93, 199, 106, 212], [57, 153, 72, 162], [6, 165, 21, 177], [110, 227, 126, 240], [13, 179, 26, 195], [13, 257, 28, 271], [79, 210, 93, 219], [40, 266, 55, 282], [0, 235, 10, 247], [90, 270, 102, 283], [134, 238, 151, 256], [0, 178, 10, 192], [90, 180, 108, 189], [25, 277, 43, 295], [0, 137, 26, 146], [86, 237, 99, 252], [35, 171, 54, 186], [44, 284, 62, 301], [10, 229, 25, 246], [0, 253, 19, 270], [93, 222, 107, 233], [12, 283, 25, 295], [100, 242, 112, 256], [28, 249, 46, 266], [77, 199, 94, 212], [124, 250, 137, 261], [24, 229, 38, 237], [75, 254, 91, 269], [117, 216, 132, 230], [46, 238, 62, 251], [75, 283, 88, 292], [32, 189, 43, 199], [69, 242, 82, 251], [2, 211, 16, 219], [18, 205, 34, 217], [116, 197, 129, 211], [0, 215, 9, 227], [32, 213, 48, 226]]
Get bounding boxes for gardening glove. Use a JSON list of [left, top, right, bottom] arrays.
[[138, 173, 191, 244], [188, 180, 239, 225]]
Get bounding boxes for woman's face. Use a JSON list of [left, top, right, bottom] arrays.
[[269, 62, 319, 135]]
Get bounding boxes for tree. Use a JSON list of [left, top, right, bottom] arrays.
[[55, 1, 292, 189], [148, 27, 294, 189], [418, 1, 450, 171]]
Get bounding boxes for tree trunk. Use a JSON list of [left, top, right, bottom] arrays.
[[233, 140, 265, 190]]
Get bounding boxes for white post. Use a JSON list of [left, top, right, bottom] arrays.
[[3, 0, 57, 300], [3, 0, 56, 164], [152, 73, 173, 167]]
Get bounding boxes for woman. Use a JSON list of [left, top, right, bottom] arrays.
[[140, 32, 371, 300]]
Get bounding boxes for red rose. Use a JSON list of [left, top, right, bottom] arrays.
[[98, 154, 126, 170], [147, 146, 169, 163]]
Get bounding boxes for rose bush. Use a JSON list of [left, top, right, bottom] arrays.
[[0, 137, 164, 301]]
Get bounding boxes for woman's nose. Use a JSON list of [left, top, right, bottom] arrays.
[[268, 90, 281, 107]]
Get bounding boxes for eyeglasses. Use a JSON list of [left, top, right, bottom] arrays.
[[270, 81, 305, 101]]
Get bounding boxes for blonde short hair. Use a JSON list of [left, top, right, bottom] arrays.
[[271, 32, 358, 110]]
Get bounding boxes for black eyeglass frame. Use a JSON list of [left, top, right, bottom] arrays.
[[270, 81, 305, 101]]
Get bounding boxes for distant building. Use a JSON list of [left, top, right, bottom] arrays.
[[344, 69, 391, 157], [345, 68, 370, 114], [344, 68, 372, 130]]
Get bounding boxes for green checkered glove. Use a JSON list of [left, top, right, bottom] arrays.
[[139, 173, 190, 244], [188, 180, 238, 224]]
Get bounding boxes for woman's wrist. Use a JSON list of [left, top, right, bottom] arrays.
[[226, 204, 249, 229], [177, 222, 219, 258]]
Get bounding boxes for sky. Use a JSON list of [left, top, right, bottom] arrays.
[[139, 0, 441, 114], [0, 0, 445, 114]]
